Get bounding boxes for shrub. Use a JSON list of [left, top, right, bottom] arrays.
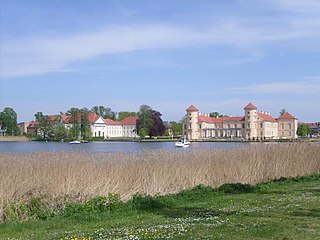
[[130, 193, 165, 211], [218, 183, 256, 194]]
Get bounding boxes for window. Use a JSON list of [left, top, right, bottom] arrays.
[[228, 124, 230, 128], [260, 123, 263, 128], [242, 124, 245, 128], [288, 123, 292, 129], [248, 123, 250, 128], [190, 118, 192, 121]]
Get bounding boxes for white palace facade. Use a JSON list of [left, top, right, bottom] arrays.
[[183, 103, 298, 140]]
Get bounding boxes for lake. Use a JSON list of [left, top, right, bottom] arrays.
[[0, 141, 263, 154]]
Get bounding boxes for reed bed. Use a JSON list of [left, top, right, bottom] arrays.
[[0, 143, 319, 221]]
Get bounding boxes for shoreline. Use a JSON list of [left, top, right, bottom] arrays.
[[0, 136, 29, 142]]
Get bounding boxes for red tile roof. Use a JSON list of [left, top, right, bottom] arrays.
[[186, 105, 198, 111], [257, 113, 277, 122], [277, 112, 296, 120], [244, 102, 257, 110], [87, 112, 100, 123], [198, 115, 244, 124], [104, 118, 122, 125], [121, 116, 138, 125], [224, 116, 245, 121]]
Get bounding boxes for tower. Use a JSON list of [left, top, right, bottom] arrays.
[[244, 103, 257, 140], [185, 105, 199, 140]]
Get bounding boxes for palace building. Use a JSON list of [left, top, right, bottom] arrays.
[[183, 103, 298, 140]]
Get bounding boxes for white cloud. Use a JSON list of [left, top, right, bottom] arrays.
[[1, 6, 320, 79], [231, 79, 320, 95]]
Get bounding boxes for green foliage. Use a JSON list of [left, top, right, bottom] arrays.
[[91, 106, 116, 120], [35, 114, 57, 140], [130, 193, 165, 211], [118, 111, 137, 121], [136, 105, 166, 137], [0, 107, 20, 135], [218, 183, 256, 194], [64, 193, 122, 218], [297, 123, 312, 136], [4, 197, 52, 221], [170, 121, 183, 135]]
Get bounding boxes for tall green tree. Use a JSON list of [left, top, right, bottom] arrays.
[[136, 105, 166, 137], [91, 106, 116, 120], [36, 115, 54, 140], [170, 121, 183, 135], [67, 108, 81, 140], [136, 105, 153, 137], [79, 108, 92, 140], [118, 111, 137, 121], [66, 107, 92, 140], [0, 107, 20, 135], [297, 124, 312, 137]]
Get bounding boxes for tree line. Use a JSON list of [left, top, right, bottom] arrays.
[[0, 105, 183, 140]]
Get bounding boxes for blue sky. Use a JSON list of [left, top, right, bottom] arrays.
[[0, 0, 319, 122]]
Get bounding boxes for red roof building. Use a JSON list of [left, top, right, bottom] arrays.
[[186, 105, 199, 111], [244, 102, 257, 110]]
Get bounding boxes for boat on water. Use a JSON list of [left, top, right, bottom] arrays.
[[175, 136, 190, 148], [69, 140, 81, 144]]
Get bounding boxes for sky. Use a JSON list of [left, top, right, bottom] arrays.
[[0, 0, 320, 123]]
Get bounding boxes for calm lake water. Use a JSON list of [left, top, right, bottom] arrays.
[[0, 141, 265, 154]]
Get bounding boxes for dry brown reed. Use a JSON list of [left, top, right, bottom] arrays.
[[0, 142, 319, 221]]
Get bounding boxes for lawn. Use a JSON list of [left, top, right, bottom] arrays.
[[1, 174, 319, 240]]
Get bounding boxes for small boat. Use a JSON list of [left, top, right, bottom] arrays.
[[69, 140, 81, 144], [175, 137, 190, 148]]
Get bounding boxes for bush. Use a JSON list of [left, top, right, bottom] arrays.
[[64, 193, 122, 217], [218, 183, 256, 194], [4, 197, 52, 221], [130, 193, 165, 211]]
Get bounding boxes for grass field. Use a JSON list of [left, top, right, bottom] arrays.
[[0, 174, 320, 239]]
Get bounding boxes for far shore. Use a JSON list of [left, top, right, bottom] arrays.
[[0, 136, 29, 142]]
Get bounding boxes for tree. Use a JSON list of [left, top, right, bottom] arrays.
[[170, 121, 183, 135], [209, 112, 226, 118], [36, 114, 54, 140], [67, 108, 81, 140], [118, 111, 137, 121], [79, 108, 92, 140], [149, 110, 166, 137], [136, 105, 153, 137], [0, 107, 20, 135], [279, 109, 286, 116], [66, 107, 92, 140], [136, 105, 165, 137], [297, 124, 312, 137], [91, 106, 116, 120], [34, 112, 44, 122]]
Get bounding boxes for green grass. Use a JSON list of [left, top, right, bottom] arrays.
[[1, 174, 320, 239]]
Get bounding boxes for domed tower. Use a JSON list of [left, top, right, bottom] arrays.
[[185, 105, 199, 140], [244, 103, 257, 140]]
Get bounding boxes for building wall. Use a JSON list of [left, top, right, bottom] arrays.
[[278, 119, 298, 139], [122, 125, 138, 137], [185, 110, 199, 140], [244, 109, 257, 140]]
